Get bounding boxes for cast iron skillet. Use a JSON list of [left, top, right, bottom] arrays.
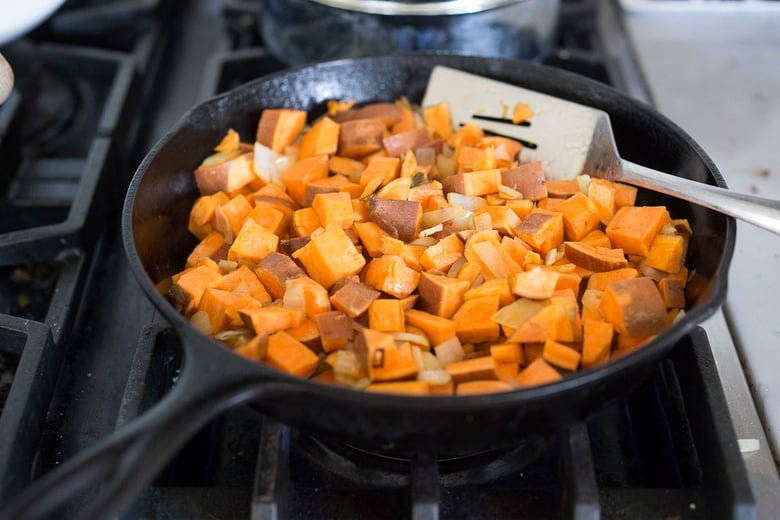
[[3, 53, 735, 519]]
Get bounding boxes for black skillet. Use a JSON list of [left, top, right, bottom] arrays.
[[2, 53, 735, 519]]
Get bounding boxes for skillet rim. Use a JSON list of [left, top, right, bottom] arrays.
[[122, 52, 735, 411]]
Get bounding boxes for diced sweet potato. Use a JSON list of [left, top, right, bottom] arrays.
[[452, 294, 501, 344], [542, 339, 581, 372], [363, 255, 420, 299], [186, 231, 227, 268], [188, 192, 230, 239], [516, 358, 562, 387], [501, 161, 547, 201], [422, 102, 454, 140], [605, 206, 670, 256], [194, 151, 256, 196], [311, 191, 354, 229], [170, 264, 224, 314], [227, 219, 280, 265], [292, 226, 366, 289], [563, 241, 628, 272], [581, 319, 613, 368], [383, 127, 432, 158], [265, 330, 319, 377], [442, 168, 501, 197], [280, 154, 330, 207], [598, 277, 668, 338], [445, 356, 497, 384], [587, 178, 617, 225], [353, 102, 404, 127], [368, 197, 422, 243], [330, 280, 381, 318], [417, 272, 471, 319], [368, 298, 406, 332], [356, 328, 417, 382], [256, 108, 307, 153], [514, 209, 564, 256], [254, 252, 305, 299], [299, 117, 340, 158], [645, 233, 686, 274], [338, 118, 386, 158], [558, 192, 600, 241], [404, 309, 457, 346], [316, 310, 354, 352]]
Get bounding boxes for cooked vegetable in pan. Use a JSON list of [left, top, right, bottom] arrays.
[[165, 97, 693, 396]]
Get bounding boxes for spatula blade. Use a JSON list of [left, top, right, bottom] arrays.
[[422, 66, 618, 181]]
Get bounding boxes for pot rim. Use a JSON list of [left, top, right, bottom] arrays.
[[307, 0, 531, 16]]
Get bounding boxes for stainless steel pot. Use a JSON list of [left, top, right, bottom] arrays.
[[260, 0, 561, 65]]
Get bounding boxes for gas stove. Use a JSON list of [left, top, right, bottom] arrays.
[[0, 0, 777, 518]]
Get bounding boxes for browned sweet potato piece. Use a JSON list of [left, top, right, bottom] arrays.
[[316, 310, 354, 353], [194, 151, 255, 196], [501, 161, 547, 201], [355, 328, 417, 382], [383, 127, 432, 158], [338, 118, 386, 158], [254, 251, 304, 299], [330, 280, 381, 318], [417, 272, 471, 319], [442, 169, 501, 197], [598, 277, 668, 337], [368, 197, 422, 243], [256, 108, 307, 153], [353, 102, 404, 127], [514, 209, 564, 256], [658, 276, 686, 308], [564, 241, 628, 272]]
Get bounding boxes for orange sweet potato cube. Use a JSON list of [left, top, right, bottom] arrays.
[[227, 219, 280, 264], [292, 226, 366, 289]]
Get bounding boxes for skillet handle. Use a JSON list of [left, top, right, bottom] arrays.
[[619, 159, 780, 235], [0, 341, 286, 520]]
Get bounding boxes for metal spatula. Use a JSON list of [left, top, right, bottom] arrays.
[[422, 66, 780, 235]]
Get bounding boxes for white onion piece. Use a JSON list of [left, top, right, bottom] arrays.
[[447, 192, 486, 211], [434, 336, 465, 366], [498, 184, 523, 200], [418, 369, 451, 386], [421, 206, 469, 228], [253, 141, 293, 187], [419, 223, 443, 237], [577, 174, 591, 194], [189, 311, 212, 336], [393, 331, 430, 348]]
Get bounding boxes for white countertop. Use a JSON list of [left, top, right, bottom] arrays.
[[620, 2, 780, 511]]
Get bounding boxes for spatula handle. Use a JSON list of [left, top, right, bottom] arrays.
[[620, 160, 780, 236]]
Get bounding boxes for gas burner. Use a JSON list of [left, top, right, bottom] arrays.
[[17, 68, 78, 152], [297, 431, 554, 487]]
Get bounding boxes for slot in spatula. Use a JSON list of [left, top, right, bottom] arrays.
[[422, 66, 780, 235]]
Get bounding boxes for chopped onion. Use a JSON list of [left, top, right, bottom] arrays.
[[215, 328, 252, 341], [576, 174, 591, 194], [253, 141, 293, 187], [419, 223, 443, 237], [418, 369, 451, 386], [498, 184, 523, 200], [189, 311, 212, 336], [447, 192, 487, 211], [473, 211, 492, 231], [544, 248, 558, 266], [434, 336, 465, 366], [421, 206, 469, 228], [409, 236, 438, 247], [393, 332, 430, 348]]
